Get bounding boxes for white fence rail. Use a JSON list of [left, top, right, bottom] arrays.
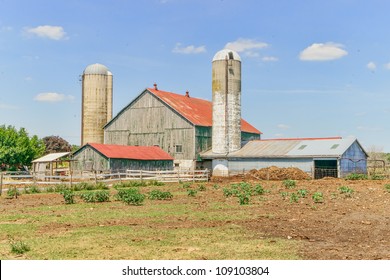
[[0, 169, 210, 190]]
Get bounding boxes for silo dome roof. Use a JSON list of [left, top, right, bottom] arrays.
[[212, 49, 241, 62], [83, 63, 109, 75]]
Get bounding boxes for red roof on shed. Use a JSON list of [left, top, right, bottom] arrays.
[[147, 88, 261, 134], [87, 143, 174, 160]]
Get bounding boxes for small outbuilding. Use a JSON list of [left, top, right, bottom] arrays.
[[72, 143, 174, 172], [201, 137, 368, 178], [31, 152, 72, 178]]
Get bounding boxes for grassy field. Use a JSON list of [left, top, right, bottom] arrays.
[[0, 181, 300, 260]]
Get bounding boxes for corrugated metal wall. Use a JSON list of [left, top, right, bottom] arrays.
[[227, 158, 313, 174], [109, 159, 173, 171], [340, 141, 367, 176]]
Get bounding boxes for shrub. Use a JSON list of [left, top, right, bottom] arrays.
[[282, 179, 296, 189], [61, 189, 75, 204], [312, 192, 324, 203], [148, 190, 173, 200], [345, 173, 368, 180], [237, 193, 250, 205], [115, 188, 145, 205], [95, 190, 110, 202]]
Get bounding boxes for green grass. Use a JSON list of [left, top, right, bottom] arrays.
[[0, 183, 300, 260]]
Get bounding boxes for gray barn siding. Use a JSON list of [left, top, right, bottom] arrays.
[[109, 159, 173, 171], [104, 91, 196, 160], [228, 158, 313, 174], [340, 141, 367, 177], [73, 146, 109, 171]]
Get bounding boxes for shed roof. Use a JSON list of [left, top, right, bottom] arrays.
[[80, 143, 174, 161], [201, 137, 367, 159], [32, 152, 71, 163], [147, 88, 261, 134]]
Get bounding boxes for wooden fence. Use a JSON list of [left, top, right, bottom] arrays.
[[0, 169, 210, 191]]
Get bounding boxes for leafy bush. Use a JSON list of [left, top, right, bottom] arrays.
[[115, 188, 145, 205], [345, 173, 368, 180], [282, 179, 296, 189], [312, 192, 324, 203], [148, 189, 173, 200], [61, 189, 75, 204], [80, 191, 110, 203], [254, 184, 265, 195], [237, 193, 250, 205]]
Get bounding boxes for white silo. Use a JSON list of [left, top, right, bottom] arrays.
[[212, 49, 242, 154], [81, 63, 112, 145]]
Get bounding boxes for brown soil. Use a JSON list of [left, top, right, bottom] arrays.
[[248, 166, 311, 180], [1, 178, 389, 260]]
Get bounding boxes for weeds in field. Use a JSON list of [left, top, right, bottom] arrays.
[[148, 190, 173, 200], [213, 184, 220, 190], [297, 189, 308, 198], [237, 193, 250, 205], [280, 192, 289, 199], [339, 186, 354, 197], [147, 180, 165, 186], [384, 184, 390, 193], [113, 181, 146, 189], [9, 236, 30, 255], [6, 187, 20, 199], [23, 185, 41, 194], [198, 184, 206, 191], [345, 173, 368, 180], [370, 174, 385, 180], [289, 193, 299, 203], [187, 189, 198, 197], [282, 180, 296, 189], [254, 184, 265, 195], [61, 189, 75, 204], [222, 182, 267, 205], [312, 192, 324, 203], [180, 182, 192, 189], [115, 188, 145, 206]]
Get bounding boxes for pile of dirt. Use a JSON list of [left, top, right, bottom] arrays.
[[248, 166, 310, 180]]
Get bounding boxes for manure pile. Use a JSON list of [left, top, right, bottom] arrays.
[[248, 166, 310, 180]]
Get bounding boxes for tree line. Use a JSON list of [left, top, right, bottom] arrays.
[[0, 125, 78, 171]]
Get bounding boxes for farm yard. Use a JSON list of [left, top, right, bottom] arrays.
[[0, 174, 389, 260]]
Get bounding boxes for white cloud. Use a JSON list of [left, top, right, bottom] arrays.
[[224, 38, 268, 58], [384, 63, 390, 70], [172, 43, 206, 54], [25, 25, 67, 40], [277, 124, 290, 130], [34, 92, 74, 102], [299, 42, 348, 61], [367, 61, 376, 71], [262, 56, 279, 62]]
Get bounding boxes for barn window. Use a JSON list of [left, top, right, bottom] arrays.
[[331, 144, 339, 149], [298, 145, 307, 150], [175, 145, 183, 153]]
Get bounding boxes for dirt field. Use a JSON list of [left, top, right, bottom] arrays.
[[0, 178, 389, 260]]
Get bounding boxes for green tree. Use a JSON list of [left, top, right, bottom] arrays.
[[0, 125, 45, 170]]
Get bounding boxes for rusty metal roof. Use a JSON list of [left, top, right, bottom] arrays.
[[148, 88, 261, 134], [85, 143, 174, 160]]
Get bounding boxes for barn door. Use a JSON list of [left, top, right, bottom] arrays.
[[314, 160, 338, 179]]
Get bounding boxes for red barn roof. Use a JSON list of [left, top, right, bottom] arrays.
[[86, 143, 173, 160], [147, 88, 261, 134]]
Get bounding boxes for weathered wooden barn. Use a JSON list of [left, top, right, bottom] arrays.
[[201, 137, 368, 178], [72, 143, 174, 172], [103, 86, 261, 170]]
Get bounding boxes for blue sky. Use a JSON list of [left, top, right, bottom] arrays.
[[1, 0, 390, 152]]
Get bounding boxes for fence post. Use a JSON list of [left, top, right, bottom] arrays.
[[94, 170, 97, 185], [118, 171, 121, 183], [0, 173, 3, 196], [140, 170, 143, 182]]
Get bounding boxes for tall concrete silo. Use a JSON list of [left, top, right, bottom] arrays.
[[81, 63, 112, 145], [212, 49, 242, 154]]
